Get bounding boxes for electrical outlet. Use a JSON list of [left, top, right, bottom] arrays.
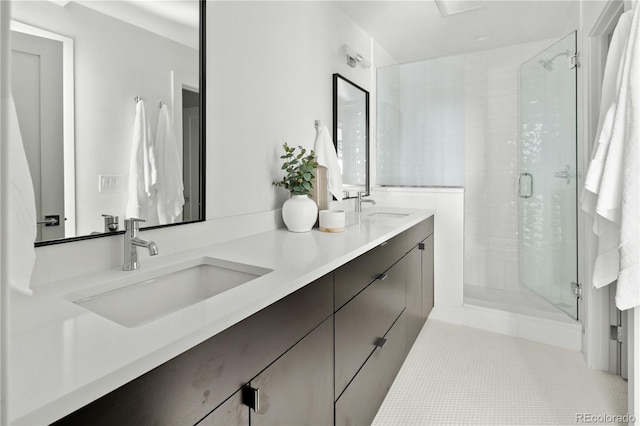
[[99, 175, 123, 192]]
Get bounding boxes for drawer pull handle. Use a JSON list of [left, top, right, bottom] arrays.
[[378, 273, 388, 281], [242, 385, 260, 412], [374, 337, 387, 348], [380, 241, 389, 247]]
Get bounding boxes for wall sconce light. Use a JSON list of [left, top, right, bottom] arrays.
[[342, 44, 371, 69]]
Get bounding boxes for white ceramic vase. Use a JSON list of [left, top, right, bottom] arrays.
[[282, 194, 318, 233]]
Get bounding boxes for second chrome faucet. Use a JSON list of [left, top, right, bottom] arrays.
[[356, 191, 376, 213], [123, 218, 158, 271]]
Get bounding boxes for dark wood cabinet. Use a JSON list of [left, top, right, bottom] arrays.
[[406, 217, 435, 350], [53, 217, 435, 426], [334, 232, 407, 310], [198, 390, 248, 426], [335, 255, 407, 397], [201, 318, 333, 426], [335, 311, 407, 426], [250, 318, 334, 426], [421, 233, 435, 321], [406, 245, 423, 346]]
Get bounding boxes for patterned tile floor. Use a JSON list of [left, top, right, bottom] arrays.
[[373, 320, 629, 425]]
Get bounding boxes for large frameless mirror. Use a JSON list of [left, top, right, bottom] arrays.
[[333, 73, 369, 198], [10, 0, 205, 246]]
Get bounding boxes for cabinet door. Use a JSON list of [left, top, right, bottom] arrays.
[[249, 318, 334, 426], [405, 245, 422, 348], [422, 234, 434, 320], [199, 390, 249, 426]]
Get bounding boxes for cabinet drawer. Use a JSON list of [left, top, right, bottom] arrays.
[[335, 232, 407, 309], [53, 273, 333, 426], [334, 256, 406, 397], [335, 311, 407, 426], [405, 216, 434, 253]]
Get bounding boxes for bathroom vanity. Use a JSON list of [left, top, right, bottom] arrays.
[[10, 210, 433, 425]]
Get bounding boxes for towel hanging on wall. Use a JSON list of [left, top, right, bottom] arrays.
[[581, 10, 633, 289], [315, 124, 343, 202], [7, 96, 37, 296], [613, 5, 639, 310], [126, 99, 157, 219], [154, 104, 184, 224], [582, 6, 640, 310]]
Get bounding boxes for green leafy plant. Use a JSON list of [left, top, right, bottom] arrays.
[[273, 143, 319, 196]]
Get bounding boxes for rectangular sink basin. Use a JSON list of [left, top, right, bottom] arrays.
[[66, 257, 272, 328], [366, 211, 410, 218]]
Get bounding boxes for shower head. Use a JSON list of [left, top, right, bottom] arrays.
[[538, 58, 554, 71], [538, 49, 572, 72]]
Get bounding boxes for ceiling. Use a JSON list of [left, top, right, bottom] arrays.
[[334, 0, 580, 64], [74, 0, 199, 48]]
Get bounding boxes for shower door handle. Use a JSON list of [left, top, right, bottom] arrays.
[[518, 172, 533, 199]]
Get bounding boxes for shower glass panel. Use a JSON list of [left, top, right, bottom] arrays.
[[519, 32, 578, 320]]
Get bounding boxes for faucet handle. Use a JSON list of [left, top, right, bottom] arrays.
[[124, 218, 146, 230]]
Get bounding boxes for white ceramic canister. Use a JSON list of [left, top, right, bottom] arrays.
[[319, 209, 345, 233]]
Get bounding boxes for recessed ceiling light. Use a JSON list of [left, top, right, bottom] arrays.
[[46, 0, 71, 6], [434, 0, 486, 17]]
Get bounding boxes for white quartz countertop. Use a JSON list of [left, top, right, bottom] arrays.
[[9, 208, 434, 425]]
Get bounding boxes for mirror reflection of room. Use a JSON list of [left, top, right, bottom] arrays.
[[333, 73, 369, 199], [9, 0, 202, 244]]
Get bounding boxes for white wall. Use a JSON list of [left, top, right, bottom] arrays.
[[207, 1, 376, 219], [11, 1, 198, 235]]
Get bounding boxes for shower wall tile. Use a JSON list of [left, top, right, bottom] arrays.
[[463, 39, 554, 294]]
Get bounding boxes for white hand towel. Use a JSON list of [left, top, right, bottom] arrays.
[[7, 96, 36, 296], [154, 104, 185, 224], [615, 5, 640, 310], [126, 100, 157, 219], [315, 124, 343, 202]]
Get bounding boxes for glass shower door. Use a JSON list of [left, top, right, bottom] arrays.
[[519, 32, 578, 320]]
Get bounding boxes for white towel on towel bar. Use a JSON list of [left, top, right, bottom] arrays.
[[154, 104, 184, 224], [581, 11, 633, 288], [613, 5, 640, 310], [7, 96, 37, 296], [315, 124, 343, 202], [126, 100, 157, 219]]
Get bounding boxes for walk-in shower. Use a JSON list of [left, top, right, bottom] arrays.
[[519, 32, 579, 320], [377, 33, 581, 327]]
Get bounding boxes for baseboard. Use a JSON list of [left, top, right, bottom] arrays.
[[429, 304, 464, 325], [459, 304, 582, 351]]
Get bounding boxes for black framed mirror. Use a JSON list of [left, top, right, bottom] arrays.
[[9, 0, 206, 246], [332, 73, 369, 199]]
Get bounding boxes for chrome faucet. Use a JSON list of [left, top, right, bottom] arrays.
[[356, 191, 376, 213], [123, 218, 158, 271]]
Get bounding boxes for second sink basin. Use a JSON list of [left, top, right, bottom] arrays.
[[366, 211, 410, 218], [66, 257, 272, 328]]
